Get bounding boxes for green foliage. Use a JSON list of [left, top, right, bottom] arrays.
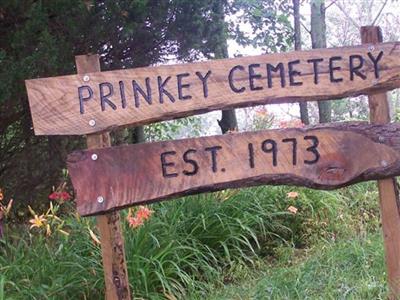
[[208, 234, 387, 299], [204, 183, 386, 300], [229, 0, 293, 53], [0, 275, 4, 300], [0, 0, 295, 209], [145, 117, 202, 142], [0, 0, 223, 206], [166, 0, 227, 61], [0, 218, 103, 299], [166, 0, 294, 60], [0, 0, 91, 209], [330, 98, 370, 122], [0, 182, 386, 299], [251, 107, 275, 130], [0, 187, 290, 299], [255, 235, 386, 299]]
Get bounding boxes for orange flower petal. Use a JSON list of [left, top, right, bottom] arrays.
[[287, 206, 298, 214], [287, 192, 299, 199]]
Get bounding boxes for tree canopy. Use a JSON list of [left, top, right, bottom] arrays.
[[0, 0, 293, 208]]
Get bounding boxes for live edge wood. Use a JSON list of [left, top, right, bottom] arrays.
[[68, 122, 400, 216], [76, 55, 131, 300], [27, 42, 400, 135]]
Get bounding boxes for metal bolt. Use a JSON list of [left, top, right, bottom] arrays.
[[373, 79, 379, 85], [368, 45, 375, 52], [91, 153, 98, 161], [89, 119, 96, 127], [378, 136, 385, 143], [97, 196, 104, 203], [83, 75, 90, 82], [381, 160, 388, 167]]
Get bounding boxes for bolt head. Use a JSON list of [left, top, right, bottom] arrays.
[[83, 75, 90, 82], [89, 119, 96, 127], [381, 160, 388, 167], [91, 154, 98, 161], [97, 196, 104, 203], [368, 45, 375, 52]]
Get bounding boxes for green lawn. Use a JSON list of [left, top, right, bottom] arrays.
[[206, 234, 386, 299]]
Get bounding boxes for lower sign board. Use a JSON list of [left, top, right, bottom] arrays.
[[68, 122, 400, 216]]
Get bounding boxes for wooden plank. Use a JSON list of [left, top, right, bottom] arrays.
[[68, 122, 400, 216], [27, 42, 400, 135], [362, 26, 400, 299], [76, 55, 131, 300]]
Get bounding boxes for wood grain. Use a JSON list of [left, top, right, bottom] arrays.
[[77, 55, 131, 300], [27, 42, 400, 135], [68, 122, 400, 216], [362, 26, 400, 299]]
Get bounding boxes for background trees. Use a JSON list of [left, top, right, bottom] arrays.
[[0, 0, 293, 209], [2, 0, 398, 211]]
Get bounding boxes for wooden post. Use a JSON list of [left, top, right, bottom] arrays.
[[361, 26, 400, 298], [75, 55, 131, 300]]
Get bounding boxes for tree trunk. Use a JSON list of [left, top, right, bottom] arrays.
[[214, 0, 238, 134], [311, 0, 331, 123], [111, 128, 127, 145], [294, 0, 309, 125], [113, 126, 145, 145], [132, 126, 145, 143]]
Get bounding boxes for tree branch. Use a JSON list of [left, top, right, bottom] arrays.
[[334, 1, 360, 29], [372, 0, 389, 26], [325, 0, 338, 11], [301, 21, 311, 35]]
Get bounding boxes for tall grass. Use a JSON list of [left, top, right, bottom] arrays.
[[206, 233, 387, 300], [124, 187, 295, 298], [0, 182, 383, 299]]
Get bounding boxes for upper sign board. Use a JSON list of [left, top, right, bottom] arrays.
[[68, 122, 400, 216], [26, 43, 400, 135]]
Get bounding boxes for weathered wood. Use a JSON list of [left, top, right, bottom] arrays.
[[362, 26, 400, 299], [27, 42, 400, 135], [68, 122, 400, 216], [76, 55, 131, 300]]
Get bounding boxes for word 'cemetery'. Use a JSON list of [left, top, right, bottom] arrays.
[[78, 51, 383, 113]]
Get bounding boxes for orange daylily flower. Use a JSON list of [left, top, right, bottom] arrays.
[[126, 206, 153, 229], [136, 206, 153, 220], [29, 214, 47, 229], [287, 191, 299, 199], [287, 206, 298, 215], [127, 216, 144, 228]]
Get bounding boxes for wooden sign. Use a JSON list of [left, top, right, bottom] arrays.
[[26, 43, 400, 135], [68, 122, 400, 216]]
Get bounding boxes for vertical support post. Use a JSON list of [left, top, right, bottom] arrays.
[[75, 55, 131, 300], [361, 26, 400, 298]]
